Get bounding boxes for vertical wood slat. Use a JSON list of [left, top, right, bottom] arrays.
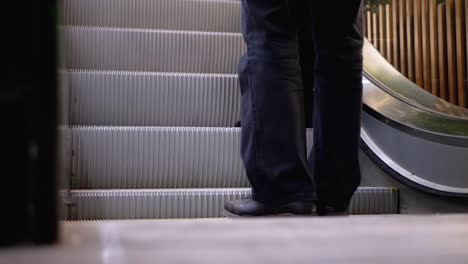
[[438, 3, 448, 100], [406, 0, 415, 81], [392, 0, 399, 70], [421, 0, 431, 91], [465, 0, 468, 107], [399, 0, 407, 76], [429, 0, 439, 96], [386, 4, 393, 64], [367, 0, 467, 108], [414, 0, 424, 87], [455, 0, 466, 107], [367, 7, 373, 42], [379, 4, 386, 57], [466, 0, 468, 107], [446, 0, 458, 104], [373, 7, 379, 48]]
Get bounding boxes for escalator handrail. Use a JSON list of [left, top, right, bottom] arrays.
[[361, 39, 468, 196], [362, 39, 468, 144], [363, 39, 468, 120]]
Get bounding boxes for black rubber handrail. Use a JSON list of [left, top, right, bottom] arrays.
[[362, 39, 468, 143]]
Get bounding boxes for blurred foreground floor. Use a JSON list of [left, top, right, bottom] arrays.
[[1, 214, 468, 264]]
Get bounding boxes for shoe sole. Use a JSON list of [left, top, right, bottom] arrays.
[[223, 209, 318, 218], [224, 209, 349, 218]]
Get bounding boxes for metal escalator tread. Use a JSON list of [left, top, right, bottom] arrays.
[[71, 126, 313, 189], [65, 70, 240, 127], [62, 0, 241, 33], [70, 187, 399, 220], [61, 0, 405, 220], [62, 26, 244, 74]]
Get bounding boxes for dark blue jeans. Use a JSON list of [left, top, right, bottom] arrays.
[[239, 0, 364, 210]]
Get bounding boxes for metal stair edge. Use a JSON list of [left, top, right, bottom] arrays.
[[69, 187, 400, 220], [62, 25, 244, 74], [63, 70, 241, 127], [62, 0, 241, 33], [70, 126, 314, 189]]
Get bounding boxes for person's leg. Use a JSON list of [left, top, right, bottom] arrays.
[[225, 0, 316, 215], [290, 1, 315, 129], [234, 2, 315, 129], [307, 0, 364, 212]]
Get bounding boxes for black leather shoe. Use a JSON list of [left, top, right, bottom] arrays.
[[224, 199, 316, 217]]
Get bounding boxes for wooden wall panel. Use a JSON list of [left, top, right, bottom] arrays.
[[406, 0, 415, 81], [455, 0, 466, 107], [421, 0, 431, 91], [367, 7, 373, 42], [414, 0, 424, 87], [386, 4, 393, 64], [438, 3, 448, 99], [379, 4, 386, 57], [366, 0, 467, 108], [429, 0, 439, 96], [466, 0, 468, 107], [392, 0, 400, 69], [399, 0, 407, 76], [446, 0, 458, 104], [373, 9, 379, 47]]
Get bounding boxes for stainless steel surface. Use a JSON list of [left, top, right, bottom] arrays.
[[62, 0, 241, 32], [71, 126, 247, 189], [359, 148, 468, 214], [362, 76, 468, 145], [362, 39, 468, 196], [62, 26, 244, 74], [363, 40, 468, 120], [362, 112, 468, 195], [66, 70, 240, 126], [70, 188, 249, 220], [70, 187, 398, 220], [2, 215, 468, 264], [71, 127, 313, 189]]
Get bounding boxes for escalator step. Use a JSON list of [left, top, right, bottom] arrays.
[[65, 70, 240, 126], [62, 0, 241, 33], [69, 187, 399, 220], [62, 26, 244, 74], [71, 126, 314, 189]]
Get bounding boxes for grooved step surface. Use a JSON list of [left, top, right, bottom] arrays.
[[69, 187, 399, 220], [71, 127, 314, 189], [65, 70, 240, 126], [62, 0, 241, 32], [70, 188, 249, 220], [62, 26, 244, 73]]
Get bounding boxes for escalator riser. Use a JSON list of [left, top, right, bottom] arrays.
[[71, 127, 314, 189], [70, 188, 250, 220], [70, 187, 399, 220], [62, 0, 241, 32], [65, 70, 240, 126], [62, 26, 244, 74]]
